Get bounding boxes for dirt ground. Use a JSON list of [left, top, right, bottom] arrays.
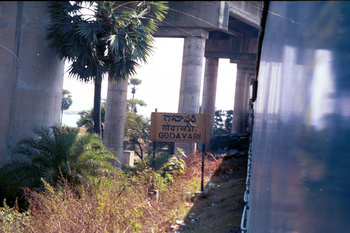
[[160, 147, 248, 233]]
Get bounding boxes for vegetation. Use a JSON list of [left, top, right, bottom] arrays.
[[130, 78, 142, 104], [214, 110, 233, 136], [77, 91, 150, 159], [46, 1, 168, 136], [157, 148, 187, 183], [0, 150, 246, 232], [61, 89, 73, 124], [0, 199, 31, 233], [22, 152, 197, 232], [0, 125, 116, 208], [0, 148, 201, 231], [124, 111, 150, 160], [0, 126, 247, 232], [77, 101, 106, 137]]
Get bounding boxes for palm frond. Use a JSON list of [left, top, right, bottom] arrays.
[[144, 1, 169, 21], [1, 124, 119, 206], [75, 20, 102, 44], [0, 161, 45, 199]]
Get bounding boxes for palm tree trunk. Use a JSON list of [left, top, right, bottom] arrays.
[[93, 75, 102, 136], [104, 79, 128, 165]]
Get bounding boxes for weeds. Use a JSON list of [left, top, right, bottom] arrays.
[[0, 150, 222, 232], [0, 199, 30, 233]]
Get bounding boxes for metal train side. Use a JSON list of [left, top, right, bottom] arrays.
[[243, 1, 350, 232]]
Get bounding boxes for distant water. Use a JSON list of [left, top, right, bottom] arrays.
[[62, 113, 80, 127]]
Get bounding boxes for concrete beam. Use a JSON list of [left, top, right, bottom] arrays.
[[205, 37, 258, 58], [205, 37, 240, 56], [154, 27, 209, 39], [230, 59, 257, 70], [159, 1, 229, 30], [228, 1, 263, 29]]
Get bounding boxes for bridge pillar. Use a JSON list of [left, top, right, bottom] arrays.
[[176, 36, 206, 155], [0, 2, 64, 164], [104, 79, 129, 165], [201, 57, 219, 148], [231, 65, 254, 134]]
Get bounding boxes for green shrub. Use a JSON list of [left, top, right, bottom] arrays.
[[0, 199, 30, 232], [158, 148, 187, 183], [0, 125, 117, 208]]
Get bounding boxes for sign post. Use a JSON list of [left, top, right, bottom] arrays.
[[151, 111, 210, 192], [151, 112, 209, 144]]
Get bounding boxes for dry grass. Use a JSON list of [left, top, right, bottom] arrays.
[[6, 153, 218, 233], [0, 152, 246, 233]]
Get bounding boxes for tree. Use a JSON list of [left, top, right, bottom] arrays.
[[124, 112, 150, 160], [129, 78, 143, 112], [0, 125, 116, 206], [77, 100, 106, 138], [130, 78, 142, 98], [123, 78, 150, 158], [77, 99, 149, 159], [225, 110, 233, 133], [61, 89, 73, 124], [213, 110, 233, 136], [124, 99, 149, 159], [46, 1, 168, 137], [127, 98, 146, 114]]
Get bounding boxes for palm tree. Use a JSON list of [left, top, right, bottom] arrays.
[[46, 1, 168, 136], [129, 77, 142, 112], [130, 78, 142, 99], [0, 125, 116, 205]]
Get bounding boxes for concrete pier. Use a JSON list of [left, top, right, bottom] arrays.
[[0, 2, 64, 164], [178, 36, 206, 114], [231, 66, 254, 134], [176, 36, 206, 155], [104, 79, 129, 165], [201, 57, 219, 143]]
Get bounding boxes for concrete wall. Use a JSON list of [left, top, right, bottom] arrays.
[[0, 2, 64, 164]]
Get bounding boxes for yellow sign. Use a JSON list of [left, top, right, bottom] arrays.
[[150, 112, 209, 144]]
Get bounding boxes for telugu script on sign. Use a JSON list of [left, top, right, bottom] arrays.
[[150, 112, 209, 144]]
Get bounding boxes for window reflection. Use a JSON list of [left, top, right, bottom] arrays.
[[308, 50, 335, 130]]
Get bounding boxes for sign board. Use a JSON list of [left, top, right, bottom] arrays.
[[150, 112, 209, 144]]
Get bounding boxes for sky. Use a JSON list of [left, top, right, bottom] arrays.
[[62, 38, 237, 127]]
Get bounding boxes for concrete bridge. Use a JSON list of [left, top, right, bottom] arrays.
[[105, 1, 263, 157], [0, 1, 263, 164]]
